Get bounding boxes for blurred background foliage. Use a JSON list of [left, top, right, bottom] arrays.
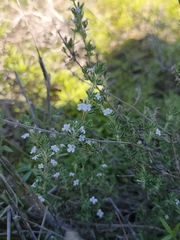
[[0, 0, 180, 109]]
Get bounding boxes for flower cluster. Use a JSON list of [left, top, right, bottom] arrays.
[[77, 103, 92, 112]]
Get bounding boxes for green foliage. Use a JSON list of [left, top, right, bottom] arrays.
[[160, 217, 180, 240], [82, 0, 179, 53]]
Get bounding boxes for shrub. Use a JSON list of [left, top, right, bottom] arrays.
[[1, 1, 180, 239]]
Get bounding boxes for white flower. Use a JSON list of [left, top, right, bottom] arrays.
[[67, 144, 76, 153], [50, 152, 55, 156], [95, 93, 101, 100], [175, 199, 180, 205], [90, 196, 98, 204], [75, 7, 81, 13], [51, 145, 59, 153], [31, 182, 36, 188], [62, 123, 71, 132], [32, 154, 39, 160], [50, 159, 57, 166], [86, 140, 92, 145], [69, 127, 75, 133], [38, 163, 44, 169], [69, 172, 75, 177], [165, 215, 169, 220], [101, 164, 107, 168], [137, 140, 142, 145], [60, 144, 65, 148], [77, 103, 92, 112], [96, 173, 103, 177], [103, 108, 113, 116], [53, 172, 60, 178], [73, 179, 79, 186], [21, 133, 29, 139], [156, 128, 161, 136], [30, 146, 37, 154], [38, 195, 45, 202], [88, 67, 95, 73], [79, 126, 86, 134], [97, 209, 104, 218], [78, 134, 85, 142]]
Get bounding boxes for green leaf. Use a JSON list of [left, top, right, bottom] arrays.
[[16, 166, 32, 173], [172, 223, 180, 236], [160, 217, 172, 234], [161, 235, 174, 240], [2, 145, 13, 153], [22, 171, 32, 182]]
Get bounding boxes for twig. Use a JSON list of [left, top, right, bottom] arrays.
[[38, 206, 49, 240], [104, 198, 125, 222], [14, 72, 37, 125], [25, 219, 65, 238], [0, 205, 10, 218], [10, 206, 27, 240], [38, 55, 51, 128], [0, 118, 161, 153], [0, 156, 59, 231], [115, 211, 128, 240], [7, 207, 11, 240]]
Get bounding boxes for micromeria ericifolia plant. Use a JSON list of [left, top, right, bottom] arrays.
[[2, 0, 180, 239]]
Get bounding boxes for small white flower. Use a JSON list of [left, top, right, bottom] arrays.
[[86, 104, 92, 112], [30, 146, 37, 154], [156, 128, 161, 136], [77, 103, 92, 112], [38, 195, 45, 202], [137, 140, 142, 145], [96, 173, 103, 177], [67, 144, 76, 153], [103, 108, 113, 116], [32, 154, 39, 160], [51, 145, 59, 153], [165, 215, 169, 220], [75, 7, 81, 13], [90, 196, 98, 204], [86, 140, 92, 145], [60, 144, 65, 148], [53, 172, 60, 178], [21, 133, 29, 139], [62, 124, 71, 132], [73, 179, 79, 186], [69, 172, 75, 177], [38, 163, 44, 169], [95, 93, 101, 100], [69, 127, 75, 134], [88, 67, 95, 73], [50, 159, 57, 166], [79, 126, 86, 134], [31, 182, 36, 188], [175, 199, 180, 205], [78, 134, 85, 142], [101, 164, 107, 168], [97, 209, 104, 218]]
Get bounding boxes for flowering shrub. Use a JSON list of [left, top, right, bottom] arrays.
[[1, 0, 180, 239]]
